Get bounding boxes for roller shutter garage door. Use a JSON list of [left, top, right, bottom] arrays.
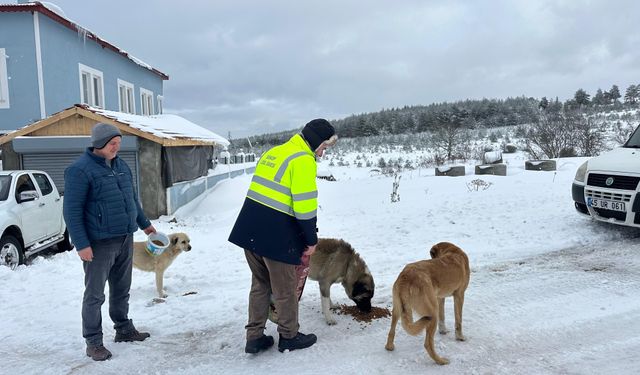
[[13, 136, 140, 196], [22, 151, 139, 195]]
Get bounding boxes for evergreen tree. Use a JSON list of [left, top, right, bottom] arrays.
[[574, 89, 590, 106], [539, 97, 549, 109], [356, 116, 378, 137], [548, 97, 563, 113], [624, 84, 639, 104], [416, 111, 430, 132], [404, 114, 416, 133], [593, 89, 606, 105], [608, 84, 621, 103]]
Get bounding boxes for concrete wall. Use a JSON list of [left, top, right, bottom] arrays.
[[138, 138, 165, 219], [0, 142, 21, 170], [166, 164, 256, 216]]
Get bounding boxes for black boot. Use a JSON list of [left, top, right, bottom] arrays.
[[114, 329, 150, 343], [278, 332, 317, 352], [245, 335, 274, 354], [86, 344, 112, 361]]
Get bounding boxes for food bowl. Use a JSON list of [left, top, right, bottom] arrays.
[[146, 232, 169, 256]]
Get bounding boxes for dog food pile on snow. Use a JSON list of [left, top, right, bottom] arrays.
[[337, 304, 391, 323]]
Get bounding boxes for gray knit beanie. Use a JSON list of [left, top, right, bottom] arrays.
[[91, 123, 122, 149]]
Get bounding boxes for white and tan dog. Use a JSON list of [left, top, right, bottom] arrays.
[[385, 241, 470, 365], [308, 238, 375, 325], [133, 232, 192, 298]]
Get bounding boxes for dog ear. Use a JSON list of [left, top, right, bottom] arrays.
[[430, 245, 439, 259], [172, 235, 179, 245]]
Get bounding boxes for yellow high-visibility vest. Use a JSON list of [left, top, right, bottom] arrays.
[[247, 134, 318, 220]]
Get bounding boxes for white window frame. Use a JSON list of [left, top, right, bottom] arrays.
[[117, 79, 135, 114], [78, 63, 104, 108], [0, 48, 9, 109], [140, 87, 154, 115], [157, 95, 163, 114]]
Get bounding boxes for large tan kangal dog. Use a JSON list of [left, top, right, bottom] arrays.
[[133, 232, 192, 298], [385, 241, 470, 365], [308, 238, 375, 325]]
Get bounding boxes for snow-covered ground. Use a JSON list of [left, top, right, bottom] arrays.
[[2, 152, 640, 375]]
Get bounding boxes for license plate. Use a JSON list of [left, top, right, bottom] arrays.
[[587, 197, 626, 212]]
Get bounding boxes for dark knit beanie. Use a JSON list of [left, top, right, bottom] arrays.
[[91, 123, 122, 149], [301, 119, 336, 151]]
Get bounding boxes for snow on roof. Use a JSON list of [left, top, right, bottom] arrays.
[[89, 107, 230, 147], [0, 2, 168, 79]]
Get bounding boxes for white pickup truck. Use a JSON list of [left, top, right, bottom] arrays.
[[0, 170, 73, 269], [572, 126, 640, 228]]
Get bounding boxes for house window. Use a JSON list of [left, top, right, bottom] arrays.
[[140, 88, 154, 115], [117, 79, 135, 114], [0, 48, 9, 109], [78, 63, 104, 108], [157, 95, 163, 114]]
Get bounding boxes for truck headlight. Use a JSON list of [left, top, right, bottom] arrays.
[[574, 161, 588, 183]]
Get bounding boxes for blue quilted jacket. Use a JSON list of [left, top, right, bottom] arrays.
[[63, 148, 151, 250]]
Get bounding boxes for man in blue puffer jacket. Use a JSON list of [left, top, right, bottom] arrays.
[[63, 123, 156, 361]]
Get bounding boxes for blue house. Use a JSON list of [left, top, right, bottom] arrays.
[[0, 1, 238, 219], [0, 1, 169, 132]]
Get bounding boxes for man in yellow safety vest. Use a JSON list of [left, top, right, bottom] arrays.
[[229, 119, 337, 354]]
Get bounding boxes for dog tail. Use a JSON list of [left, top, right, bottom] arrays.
[[398, 284, 432, 336]]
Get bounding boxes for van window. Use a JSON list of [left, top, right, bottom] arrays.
[[34, 173, 53, 196], [625, 125, 640, 147], [15, 174, 36, 201], [0, 175, 11, 201]]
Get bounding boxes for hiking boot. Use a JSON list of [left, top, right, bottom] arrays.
[[114, 329, 150, 343], [278, 332, 317, 352], [86, 344, 112, 361], [245, 335, 274, 354]]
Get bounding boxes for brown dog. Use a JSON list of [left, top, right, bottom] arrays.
[[308, 238, 375, 325], [385, 242, 470, 365], [133, 232, 192, 298]]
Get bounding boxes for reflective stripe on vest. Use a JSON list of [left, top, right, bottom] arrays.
[[274, 152, 308, 182]]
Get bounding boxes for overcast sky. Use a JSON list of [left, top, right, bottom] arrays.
[[44, 0, 640, 138]]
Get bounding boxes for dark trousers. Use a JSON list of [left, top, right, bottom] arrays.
[[244, 250, 299, 340], [82, 234, 135, 346]]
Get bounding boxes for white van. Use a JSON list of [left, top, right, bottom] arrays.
[[572, 126, 640, 228]]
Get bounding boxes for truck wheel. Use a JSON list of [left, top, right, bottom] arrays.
[[57, 229, 74, 252], [1, 235, 24, 270]]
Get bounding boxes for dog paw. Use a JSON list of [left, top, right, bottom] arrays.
[[325, 316, 337, 325], [439, 328, 449, 335], [436, 357, 450, 366], [456, 334, 466, 341], [384, 343, 395, 351]]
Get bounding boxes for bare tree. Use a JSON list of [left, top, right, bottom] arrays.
[[612, 120, 638, 145], [526, 110, 608, 158], [524, 111, 575, 159], [430, 109, 473, 162], [573, 116, 606, 156]]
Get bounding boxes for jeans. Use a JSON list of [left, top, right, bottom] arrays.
[[82, 234, 135, 346]]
